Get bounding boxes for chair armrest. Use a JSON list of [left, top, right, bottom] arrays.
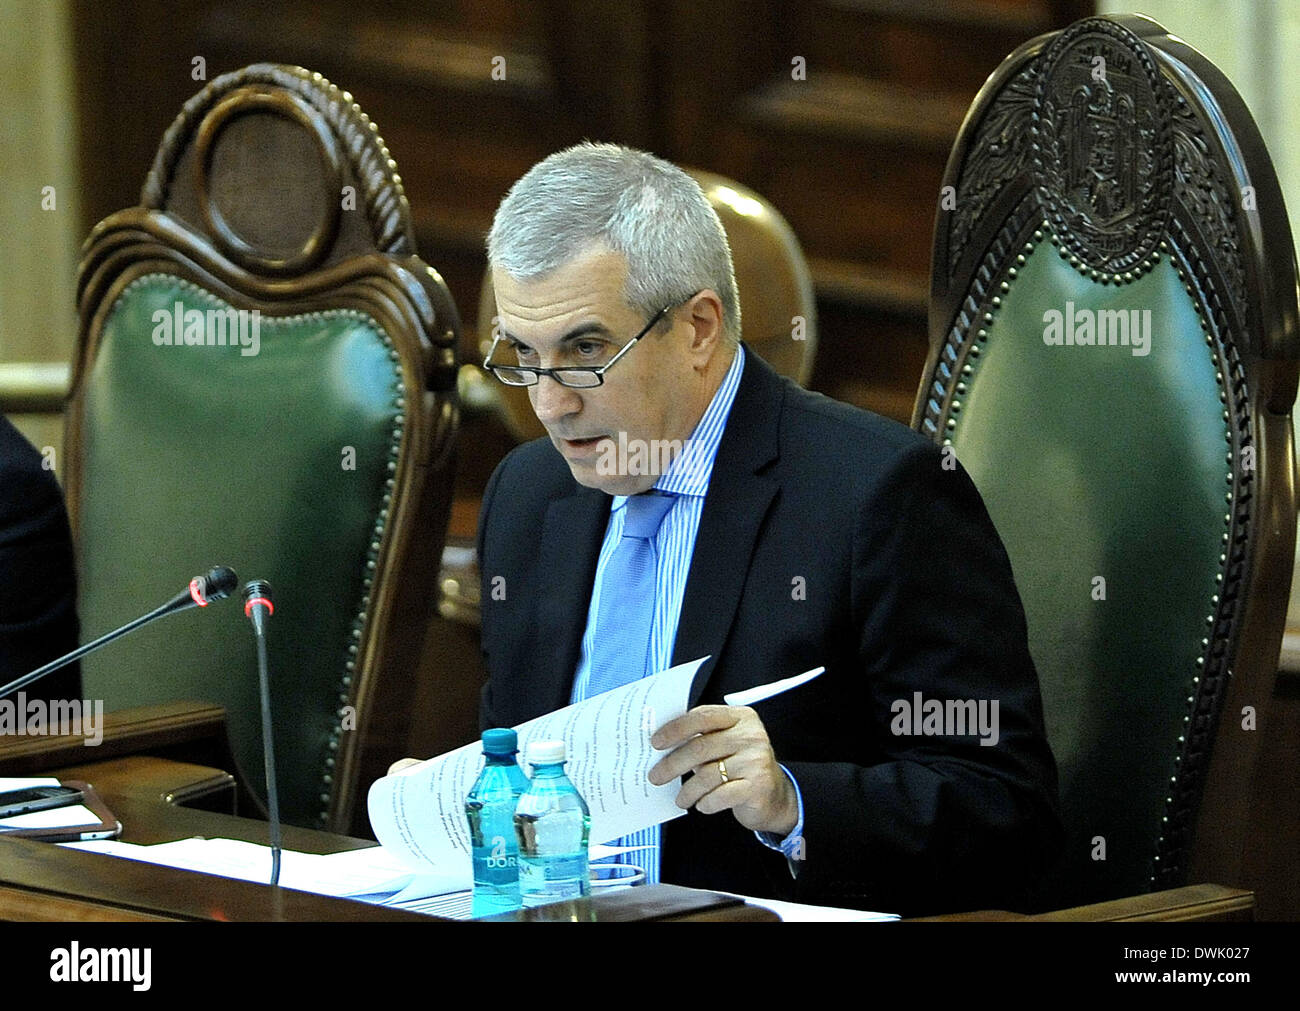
[[1024, 884, 1254, 922], [0, 701, 229, 775]]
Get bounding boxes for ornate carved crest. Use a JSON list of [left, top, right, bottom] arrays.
[[1032, 19, 1173, 276], [948, 65, 1038, 275]]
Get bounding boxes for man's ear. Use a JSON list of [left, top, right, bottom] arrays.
[[685, 289, 725, 360]]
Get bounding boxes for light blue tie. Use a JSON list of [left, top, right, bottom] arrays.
[[586, 491, 677, 697]]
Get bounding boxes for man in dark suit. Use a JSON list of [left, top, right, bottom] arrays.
[[0, 415, 80, 701], [474, 143, 1060, 915]]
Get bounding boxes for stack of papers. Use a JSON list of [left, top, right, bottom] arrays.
[[62, 837, 464, 904]]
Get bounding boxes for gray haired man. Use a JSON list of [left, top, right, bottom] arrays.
[[470, 143, 1059, 913]]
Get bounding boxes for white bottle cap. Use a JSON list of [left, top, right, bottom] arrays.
[[527, 740, 566, 764]]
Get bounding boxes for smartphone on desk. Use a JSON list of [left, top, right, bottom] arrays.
[[0, 785, 84, 819]]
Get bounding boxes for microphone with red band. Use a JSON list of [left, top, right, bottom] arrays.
[[188, 566, 239, 609], [243, 582, 274, 622], [1, 565, 239, 699], [242, 579, 282, 885]]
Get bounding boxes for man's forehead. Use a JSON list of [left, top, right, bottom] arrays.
[[492, 246, 632, 329]]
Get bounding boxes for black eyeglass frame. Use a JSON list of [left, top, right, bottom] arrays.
[[482, 292, 699, 388]]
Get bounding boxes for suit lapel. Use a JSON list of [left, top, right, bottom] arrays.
[[532, 484, 610, 713], [672, 347, 783, 706]]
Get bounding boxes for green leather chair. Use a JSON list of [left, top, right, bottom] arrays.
[[915, 14, 1299, 911], [68, 65, 460, 833]]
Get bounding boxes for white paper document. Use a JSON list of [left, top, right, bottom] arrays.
[[60, 837, 459, 899], [1, 805, 100, 831], [727, 892, 899, 922], [0, 777, 61, 791], [724, 667, 823, 707], [367, 655, 710, 878]]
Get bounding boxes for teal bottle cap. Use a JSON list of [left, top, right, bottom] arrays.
[[481, 728, 519, 756]]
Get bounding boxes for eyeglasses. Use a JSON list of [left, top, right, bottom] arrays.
[[482, 299, 684, 388]]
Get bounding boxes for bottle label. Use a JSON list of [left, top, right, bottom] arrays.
[[473, 834, 519, 886], [518, 853, 590, 901]]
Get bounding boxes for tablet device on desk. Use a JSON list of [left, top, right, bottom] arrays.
[[0, 779, 122, 842], [0, 784, 84, 818]]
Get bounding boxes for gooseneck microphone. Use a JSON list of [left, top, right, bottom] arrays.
[[0, 565, 239, 699], [243, 580, 281, 887]]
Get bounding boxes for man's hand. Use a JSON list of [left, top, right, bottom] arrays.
[[387, 758, 422, 775], [648, 705, 798, 837]]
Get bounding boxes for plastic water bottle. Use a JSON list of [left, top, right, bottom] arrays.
[[514, 740, 591, 907], [465, 728, 531, 916]]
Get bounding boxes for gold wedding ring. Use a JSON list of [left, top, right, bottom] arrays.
[[718, 759, 729, 783]]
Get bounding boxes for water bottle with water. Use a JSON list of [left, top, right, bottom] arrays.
[[514, 740, 591, 907], [465, 728, 531, 915]]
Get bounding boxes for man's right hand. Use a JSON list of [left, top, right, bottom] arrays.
[[387, 758, 423, 775]]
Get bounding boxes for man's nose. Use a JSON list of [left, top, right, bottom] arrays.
[[530, 374, 583, 424]]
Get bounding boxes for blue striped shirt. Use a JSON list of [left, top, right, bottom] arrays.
[[570, 346, 805, 883]]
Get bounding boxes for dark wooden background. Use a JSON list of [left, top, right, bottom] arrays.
[[72, 0, 1089, 449]]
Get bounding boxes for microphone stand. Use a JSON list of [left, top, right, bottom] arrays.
[[0, 567, 238, 700], [243, 581, 281, 887]]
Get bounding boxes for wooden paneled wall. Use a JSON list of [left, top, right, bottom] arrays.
[[72, 0, 1089, 436]]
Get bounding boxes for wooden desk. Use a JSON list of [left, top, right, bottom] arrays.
[[0, 755, 774, 922], [0, 723, 1252, 923]]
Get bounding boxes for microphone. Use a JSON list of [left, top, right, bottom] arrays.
[[0, 565, 239, 699], [242, 579, 274, 635], [186, 566, 239, 610], [242, 580, 281, 886]]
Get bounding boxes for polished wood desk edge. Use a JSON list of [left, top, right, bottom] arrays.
[[1022, 884, 1254, 922], [15, 755, 1247, 923], [0, 835, 434, 922], [0, 834, 770, 923], [911, 884, 1255, 922], [0, 701, 228, 774]]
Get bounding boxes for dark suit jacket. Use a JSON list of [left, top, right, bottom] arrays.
[[0, 415, 81, 700], [478, 348, 1060, 915]]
